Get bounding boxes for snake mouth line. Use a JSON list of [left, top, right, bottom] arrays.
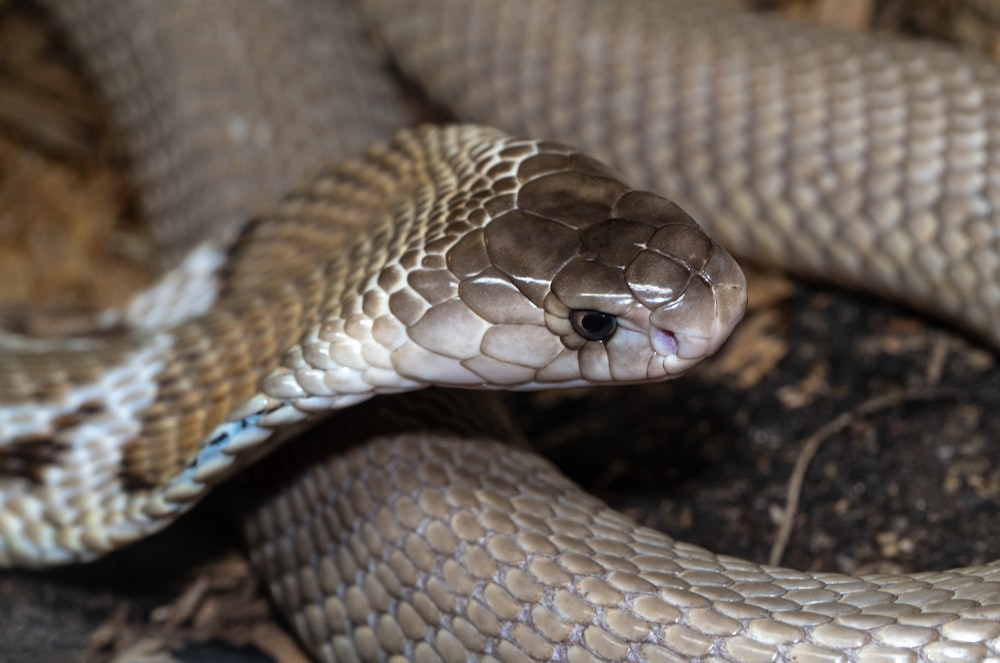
[[651, 327, 679, 356]]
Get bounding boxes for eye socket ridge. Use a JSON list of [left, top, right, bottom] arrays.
[[569, 309, 617, 341]]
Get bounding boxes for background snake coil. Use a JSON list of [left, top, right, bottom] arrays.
[[3, 1, 1000, 662]]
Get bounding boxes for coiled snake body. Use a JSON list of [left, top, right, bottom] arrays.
[[3, 1, 1000, 661]]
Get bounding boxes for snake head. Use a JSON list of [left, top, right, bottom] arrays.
[[536, 189, 747, 383], [385, 132, 746, 389], [473, 149, 746, 384]]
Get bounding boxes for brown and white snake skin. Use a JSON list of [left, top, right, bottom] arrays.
[[3, 1, 1000, 661]]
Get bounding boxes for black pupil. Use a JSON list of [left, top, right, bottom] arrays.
[[571, 310, 617, 341]]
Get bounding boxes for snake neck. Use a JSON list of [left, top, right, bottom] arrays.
[[0, 126, 531, 563]]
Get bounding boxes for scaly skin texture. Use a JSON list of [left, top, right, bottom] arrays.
[[1, 125, 743, 564], [247, 392, 1000, 663], [2, 0, 1000, 661], [364, 0, 1000, 347]]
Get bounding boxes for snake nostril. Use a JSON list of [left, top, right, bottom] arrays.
[[651, 327, 679, 357]]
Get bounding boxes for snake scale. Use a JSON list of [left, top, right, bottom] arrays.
[[3, 0, 1000, 661]]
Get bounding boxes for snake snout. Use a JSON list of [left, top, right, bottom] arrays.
[[610, 195, 746, 371], [646, 239, 747, 366]]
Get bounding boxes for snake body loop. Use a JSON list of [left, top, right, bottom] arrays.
[[3, 1, 1000, 661]]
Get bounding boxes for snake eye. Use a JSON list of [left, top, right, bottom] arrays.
[[570, 310, 617, 341]]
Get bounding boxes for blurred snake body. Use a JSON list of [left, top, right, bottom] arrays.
[[2, 1, 1000, 661]]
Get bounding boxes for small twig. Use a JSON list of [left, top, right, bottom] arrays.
[[79, 603, 131, 663], [925, 337, 950, 386], [768, 387, 961, 567]]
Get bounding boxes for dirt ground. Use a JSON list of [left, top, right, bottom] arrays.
[[1, 1, 1000, 661]]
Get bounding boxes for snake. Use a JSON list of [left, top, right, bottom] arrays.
[[2, 0, 1000, 661]]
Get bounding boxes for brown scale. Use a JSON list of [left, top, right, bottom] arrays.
[[0, 330, 143, 403], [115, 128, 536, 490], [0, 402, 103, 482], [0, 436, 63, 484]]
